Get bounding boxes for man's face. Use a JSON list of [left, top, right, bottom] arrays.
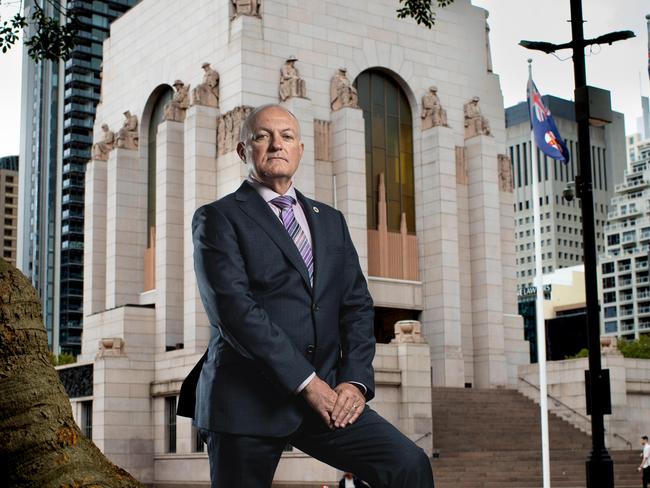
[[238, 107, 304, 184], [643, 438, 647, 446]]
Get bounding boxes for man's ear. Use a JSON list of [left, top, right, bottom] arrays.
[[236, 141, 247, 163]]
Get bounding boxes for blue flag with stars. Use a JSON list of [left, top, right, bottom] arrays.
[[527, 78, 570, 163]]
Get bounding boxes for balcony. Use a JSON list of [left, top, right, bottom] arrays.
[[619, 278, 632, 288], [638, 290, 650, 300], [638, 276, 650, 285], [639, 306, 650, 315], [62, 193, 85, 205], [63, 162, 86, 174], [620, 308, 635, 317], [615, 179, 650, 192], [637, 261, 649, 271], [64, 102, 95, 117], [65, 72, 99, 88], [63, 132, 93, 145], [62, 241, 84, 251], [64, 117, 93, 130], [618, 263, 631, 272], [62, 208, 84, 220], [64, 87, 99, 103], [619, 293, 633, 303]]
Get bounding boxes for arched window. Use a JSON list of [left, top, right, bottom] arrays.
[[356, 70, 415, 233], [146, 87, 173, 246]]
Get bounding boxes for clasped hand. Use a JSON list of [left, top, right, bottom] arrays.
[[302, 376, 366, 429]]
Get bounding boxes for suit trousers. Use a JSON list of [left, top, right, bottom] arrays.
[[200, 407, 434, 488]]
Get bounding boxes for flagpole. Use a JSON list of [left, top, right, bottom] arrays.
[[528, 58, 551, 488]]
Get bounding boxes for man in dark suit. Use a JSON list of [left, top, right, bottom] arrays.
[[179, 104, 434, 487]]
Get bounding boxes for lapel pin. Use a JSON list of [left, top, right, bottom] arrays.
[[313, 206, 319, 213]]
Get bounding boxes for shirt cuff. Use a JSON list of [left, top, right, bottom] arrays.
[[295, 372, 316, 394], [348, 381, 367, 396]]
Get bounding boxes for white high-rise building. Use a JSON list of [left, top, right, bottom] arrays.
[[601, 135, 650, 338], [505, 95, 626, 292]]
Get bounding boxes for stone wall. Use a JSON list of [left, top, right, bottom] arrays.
[[518, 356, 650, 450]]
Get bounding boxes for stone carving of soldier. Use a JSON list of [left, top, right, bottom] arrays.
[[92, 123, 115, 161], [232, 0, 259, 16], [192, 62, 219, 107], [164, 80, 190, 122], [463, 96, 491, 138], [279, 55, 307, 101], [330, 68, 359, 111], [421, 86, 448, 129], [116, 110, 139, 149]]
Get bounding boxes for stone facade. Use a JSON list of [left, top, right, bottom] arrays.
[[79, 0, 527, 485]]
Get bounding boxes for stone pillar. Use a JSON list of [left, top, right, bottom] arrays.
[[396, 342, 433, 456], [331, 107, 367, 274], [105, 148, 147, 309], [155, 120, 185, 351], [418, 126, 464, 387], [92, 306, 155, 483], [465, 135, 506, 388], [498, 161, 528, 385], [84, 159, 107, 317], [282, 97, 315, 198], [183, 105, 218, 353]]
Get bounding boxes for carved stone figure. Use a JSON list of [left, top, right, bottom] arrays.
[[330, 68, 359, 111], [498, 154, 513, 193], [192, 62, 219, 107], [164, 80, 190, 122], [464, 96, 491, 138], [217, 106, 254, 155], [279, 55, 307, 101], [421, 86, 448, 130], [391, 320, 425, 344], [116, 110, 139, 149], [232, 0, 259, 16], [92, 123, 115, 161]]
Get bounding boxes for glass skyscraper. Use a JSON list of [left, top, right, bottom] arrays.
[[18, 0, 137, 354]]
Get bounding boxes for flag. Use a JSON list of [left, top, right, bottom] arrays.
[[527, 79, 570, 163]]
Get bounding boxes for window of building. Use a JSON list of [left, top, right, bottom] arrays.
[[604, 322, 617, 334], [193, 427, 205, 453], [5, 175, 14, 183], [165, 396, 177, 453], [356, 70, 414, 233], [81, 401, 92, 439], [602, 262, 614, 274], [603, 277, 616, 289], [4, 197, 13, 205]]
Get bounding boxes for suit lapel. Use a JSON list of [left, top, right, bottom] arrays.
[[235, 182, 313, 292]]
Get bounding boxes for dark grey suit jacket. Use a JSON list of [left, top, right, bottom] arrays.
[[178, 181, 375, 437]]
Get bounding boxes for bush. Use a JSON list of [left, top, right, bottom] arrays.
[[618, 335, 650, 359], [49, 352, 76, 366], [565, 348, 589, 360]]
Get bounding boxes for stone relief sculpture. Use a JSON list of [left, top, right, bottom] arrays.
[[92, 123, 115, 161], [455, 146, 468, 185], [232, 0, 259, 17], [163, 80, 190, 122], [116, 110, 139, 149], [192, 62, 219, 107], [217, 106, 253, 155], [279, 55, 307, 101], [463, 96, 491, 138], [421, 86, 448, 130], [497, 154, 513, 193], [330, 68, 359, 111]]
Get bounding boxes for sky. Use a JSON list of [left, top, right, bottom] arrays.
[[0, 0, 648, 159]]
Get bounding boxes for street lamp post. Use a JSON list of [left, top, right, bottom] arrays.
[[519, 1, 634, 487]]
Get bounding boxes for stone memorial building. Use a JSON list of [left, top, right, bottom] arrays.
[[70, 0, 528, 484]]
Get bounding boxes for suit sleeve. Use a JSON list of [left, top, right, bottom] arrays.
[[192, 204, 315, 394], [336, 210, 376, 400]]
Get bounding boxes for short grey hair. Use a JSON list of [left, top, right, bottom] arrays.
[[239, 103, 301, 143]]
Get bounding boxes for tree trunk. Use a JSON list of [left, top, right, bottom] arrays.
[[0, 259, 143, 487]]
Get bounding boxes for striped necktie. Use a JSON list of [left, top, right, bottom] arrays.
[[270, 195, 314, 284]]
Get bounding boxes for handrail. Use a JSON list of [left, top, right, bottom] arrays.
[[518, 376, 633, 449], [413, 432, 432, 444]]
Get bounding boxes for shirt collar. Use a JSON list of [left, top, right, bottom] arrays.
[[247, 175, 298, 204]]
